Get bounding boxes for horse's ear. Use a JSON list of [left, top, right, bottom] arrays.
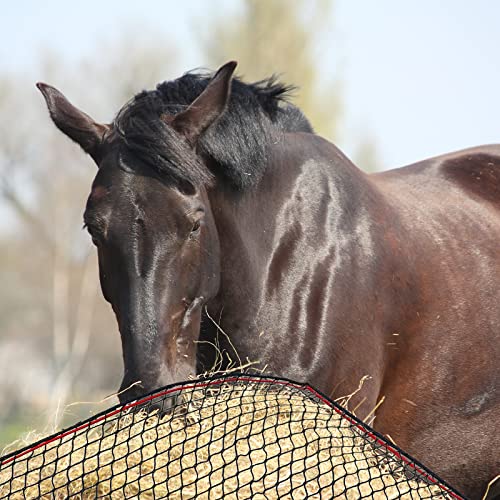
[[169, 61, 237, 144], [36, 83, 108, 164]]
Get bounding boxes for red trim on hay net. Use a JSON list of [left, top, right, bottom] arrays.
[[1, 374, 465, 499], [301, 384, 464, 500]]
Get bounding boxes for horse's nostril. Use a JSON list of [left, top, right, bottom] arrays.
[[130, 394, 179, 418], [117, 380, 146, 406]]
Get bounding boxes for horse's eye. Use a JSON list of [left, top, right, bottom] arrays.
[[191, 220, 201, 233], [189, 209, 204, 236]]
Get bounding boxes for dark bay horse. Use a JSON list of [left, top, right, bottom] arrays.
[[37, 62, 499, 498]]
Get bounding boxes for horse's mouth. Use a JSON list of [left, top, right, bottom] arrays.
[[128, 393, 180, 417]]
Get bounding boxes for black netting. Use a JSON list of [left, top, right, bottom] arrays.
[[0, 374, 464, 499]]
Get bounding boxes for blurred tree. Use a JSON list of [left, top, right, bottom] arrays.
[[354, 136, 383, 173], [202, 0, 341, 141]]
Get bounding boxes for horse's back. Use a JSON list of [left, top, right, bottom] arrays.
[[371, 144, 500, 264], [438, 145, 500, 207], [373, 144, 500, 209]]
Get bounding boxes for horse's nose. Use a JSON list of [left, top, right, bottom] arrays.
[[127, 393, 179, 418], [118, 380, 146, 405], [118, 380, 180, 415]]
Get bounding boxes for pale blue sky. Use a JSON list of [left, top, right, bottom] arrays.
[[2, 0, 500, 169]]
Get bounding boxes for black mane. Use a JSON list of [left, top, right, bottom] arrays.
[[114, 71, 313, 189]]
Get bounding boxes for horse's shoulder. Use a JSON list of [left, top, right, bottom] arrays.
[[438, 145, 500, 205]]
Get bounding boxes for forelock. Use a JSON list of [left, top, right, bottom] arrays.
[[112, 70, 313, 190]]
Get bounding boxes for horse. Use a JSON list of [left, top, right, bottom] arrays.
[[37, 61, 499, 498]]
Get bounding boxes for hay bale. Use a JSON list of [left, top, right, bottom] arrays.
[[0, 376, 456, 499]]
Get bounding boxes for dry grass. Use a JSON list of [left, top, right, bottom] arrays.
[[0, 380, 454, 499]]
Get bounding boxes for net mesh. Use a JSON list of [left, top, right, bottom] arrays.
[[0, 374, 463, 499]]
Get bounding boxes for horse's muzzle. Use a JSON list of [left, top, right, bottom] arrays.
[[129, 393, 179, 417], [118, 384, 179, 417]]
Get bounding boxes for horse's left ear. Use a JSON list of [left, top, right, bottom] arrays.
[[36, 83, 109, 164], [169, 61, 237, 144]]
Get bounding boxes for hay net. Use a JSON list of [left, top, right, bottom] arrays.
[[0, 374, 464, 499]]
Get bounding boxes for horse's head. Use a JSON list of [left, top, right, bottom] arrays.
[[37, 62, 237, 403]]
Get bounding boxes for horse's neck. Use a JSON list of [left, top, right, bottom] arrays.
[[210, 133, 396, 299], [206, 134, 408, 394]]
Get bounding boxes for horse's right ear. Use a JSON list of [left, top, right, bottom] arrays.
[[36, 83, 108, 164], [169, 61, 237, 145]]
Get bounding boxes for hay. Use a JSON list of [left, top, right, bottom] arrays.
[[0, 378, 454, 499]]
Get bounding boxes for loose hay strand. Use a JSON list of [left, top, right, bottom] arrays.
[[0, 375, 462, 499], [481, 474, 500, 500]]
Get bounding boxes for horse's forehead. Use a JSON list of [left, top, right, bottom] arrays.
[[89, 165, 189, 219], [92, 161, 149, 198]]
